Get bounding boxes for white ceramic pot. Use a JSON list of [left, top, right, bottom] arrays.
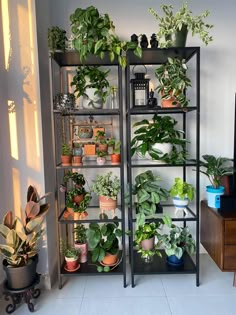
[[172, 196, 189, 209], [82, 88, 103, 109]]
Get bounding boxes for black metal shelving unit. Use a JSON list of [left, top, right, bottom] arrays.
[[50, 52, 126, 289], [125, 47, 200, 287]]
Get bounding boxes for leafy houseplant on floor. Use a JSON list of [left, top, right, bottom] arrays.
[[70, 5, 142, 68], [134, 222, 163, 262], [161, 217, 196, 266], [131, 170, 169, 226], [91, 171, 120, 212], [71, 65, 110, 109], [86, 222, 122, 272], [131, 114, 188, 164], [170, 177, 195, 211], [149, 2, 213, 48], [48, 26, 67, 53], [0, 186, 50, 289], [198, 154, 234, 208], [73, 224, 88, 263], [155, 57, 191, 108]]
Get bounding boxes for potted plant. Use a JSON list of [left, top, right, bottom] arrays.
[[72, 143, 83, 166], [155, 57, 191, 108], [91, 171, 120, 211], [66, 188, 91, 219], [48, 26, 67, 53], [61, 143, 72, 166], [86, 222, 122, 272], [70, 5, 142, 68], [161, 217, 196, 266], [0, 186, 50, 289], [73, 224, 88, 263], [134, 222, 163, 262], [170, 177, 195, 211], [131, 170, 169, 226], [108, 138, 121, 164], [63, 171, 86, 187], [94, 130, 108, 153], [131, 114, 188, 164], [96, 150, 107, 165], [198, 154, 234, 208], [149, 3, 213, 48], [71, 65, 110, 109], [63, 246, 80, 272]]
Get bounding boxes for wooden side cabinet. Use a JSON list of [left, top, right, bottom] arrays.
[[201, 200, 236, 274]]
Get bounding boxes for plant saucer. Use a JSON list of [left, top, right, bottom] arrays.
[[100, 258, 120, 267], [64, 264, 80, 272]]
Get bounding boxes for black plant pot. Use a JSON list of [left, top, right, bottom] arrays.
[[3, 255, 38, 290]]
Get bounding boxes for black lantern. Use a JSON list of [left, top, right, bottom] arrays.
[[130, 65, 150, 107]]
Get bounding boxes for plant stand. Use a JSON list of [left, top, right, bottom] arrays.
[[3, 274, 41, 313]]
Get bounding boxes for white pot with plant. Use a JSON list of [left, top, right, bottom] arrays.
[[70, 65, 110, 110], [91, 171, 120, 211], [170, 177, 195, 212]]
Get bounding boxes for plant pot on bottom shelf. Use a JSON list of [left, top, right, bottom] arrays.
[[3, 255, 38, 290], [101, 252, 119, 266], [74, 242, 88, 263], [166, 254, 184, 266]]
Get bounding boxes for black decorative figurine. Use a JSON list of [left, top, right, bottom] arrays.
[[150, 33, 158, 48], [131, 34, 139, 45], [147, 89, 157, 108], [140, 34, 148, 48]]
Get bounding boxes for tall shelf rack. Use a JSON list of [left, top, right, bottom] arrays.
[[50, 52, 126, 288], [125, 47, 200, 287]]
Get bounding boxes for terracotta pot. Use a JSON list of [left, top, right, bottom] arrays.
[[72, 156, 83, 166], [161, 91, 180, 108], [74, 242, 88, 263], [65, 256, 79, 270], [84, 144, 96, 155], [111, 153, 121, 164], [73, 211, 88, 220], [140, 237, 155, 251], [98, 144, 108, 152], [73, 194, 84, 205], [99, 196, 117, 211], [102, 252, 118, 266], [61, 155, 72, 166]]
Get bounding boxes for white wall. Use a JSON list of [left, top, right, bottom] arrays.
[[0, 0, 55, 288]]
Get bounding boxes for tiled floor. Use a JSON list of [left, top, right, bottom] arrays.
[[1, 254, 236, 315]]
